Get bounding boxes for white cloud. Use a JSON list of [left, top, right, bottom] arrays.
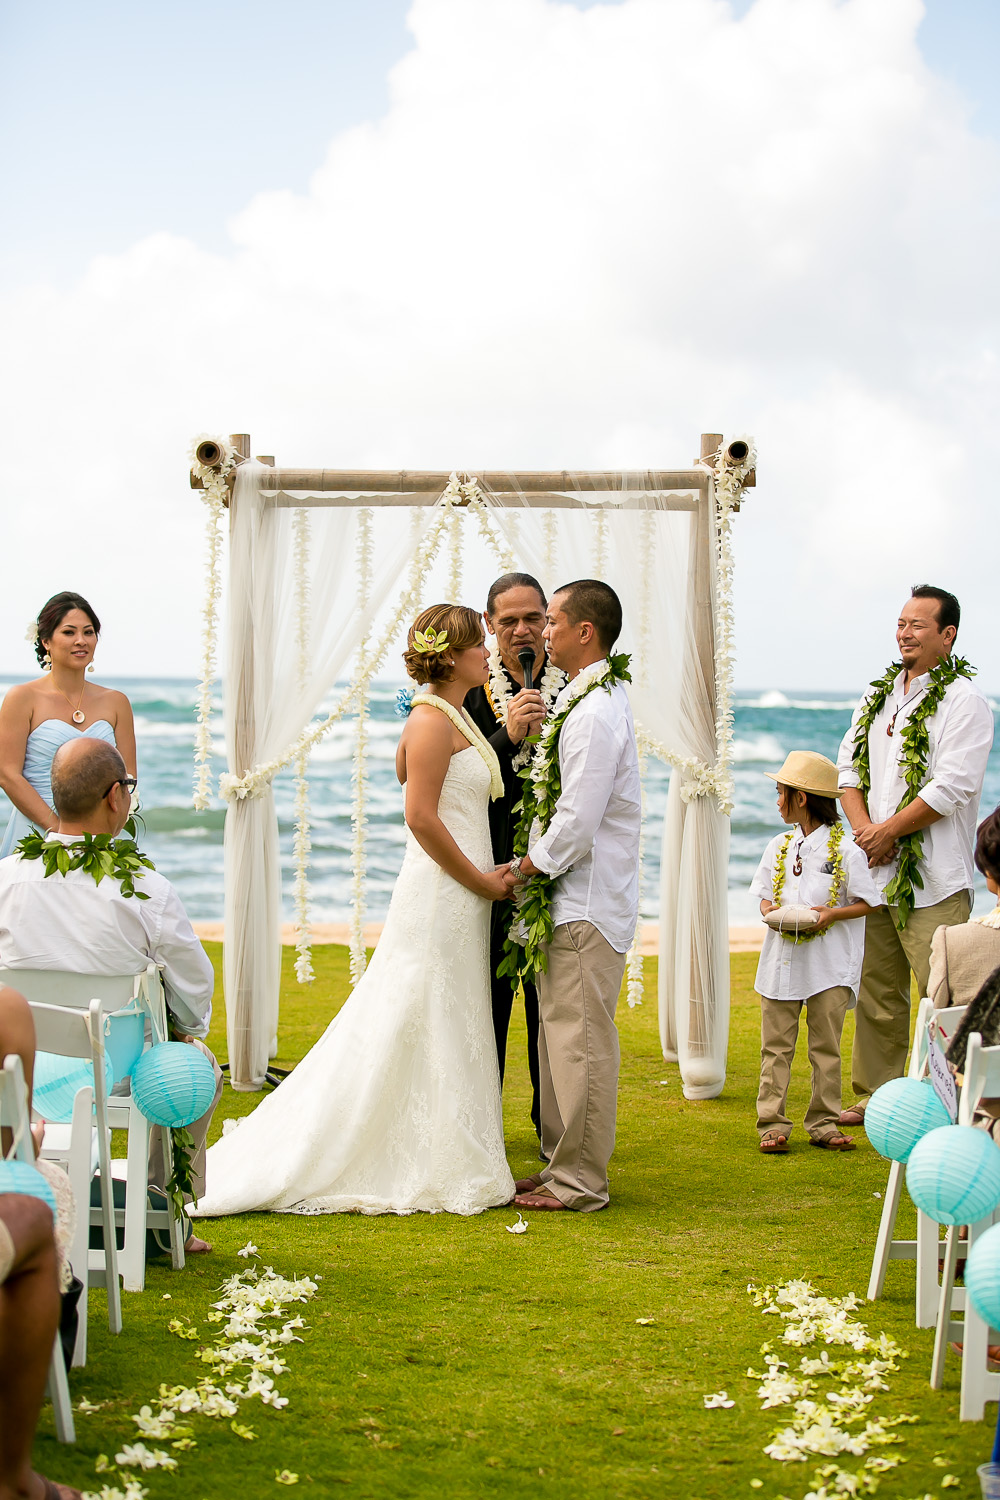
[[1, 0, 997, 689]]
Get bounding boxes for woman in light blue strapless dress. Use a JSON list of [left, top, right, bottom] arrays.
[[0, 592, 136, 854]]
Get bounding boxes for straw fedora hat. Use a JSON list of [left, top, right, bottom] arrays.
[[764, 750, 842, 799]]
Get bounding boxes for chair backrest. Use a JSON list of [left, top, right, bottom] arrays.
[[959, 1032, 1000, 1127], [911, 998, 936, 1077], [0, 1053, 34, 1163], [1, 965, 170, 1070], [928, 1003, 968, 1049], [29, 998, 110, 1122]]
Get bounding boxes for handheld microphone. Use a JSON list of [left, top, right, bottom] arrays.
[[518, 648, 536, 693]]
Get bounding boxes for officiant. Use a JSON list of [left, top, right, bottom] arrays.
[[464, 573, 566, 1143]]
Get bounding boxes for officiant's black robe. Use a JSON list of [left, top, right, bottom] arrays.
[[463, 678, 541, 1139]]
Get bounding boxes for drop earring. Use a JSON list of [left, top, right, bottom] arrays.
[[87, 664, 95, 673], [42, 652, 52, 672]]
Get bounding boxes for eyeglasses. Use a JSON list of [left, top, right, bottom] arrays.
[[102, 776, 138, 799]]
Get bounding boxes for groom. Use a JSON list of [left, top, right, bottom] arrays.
[[504, 580, 640, 1211]]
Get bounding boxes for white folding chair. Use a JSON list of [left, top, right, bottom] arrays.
[[1, 966, 186, 1293], [931, 1030, 1000, 1419], [30, 999, 122, 1367], [868, 1001, 967, 1324], [0, 1050, 75, 1442]]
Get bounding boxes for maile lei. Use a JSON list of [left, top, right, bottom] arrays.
[[771, 821, 845, 944], [16, 825, 194, 1220], [851, 654, 975, 929], [485, 646, 566, 771], [499, 653, 632, 983]]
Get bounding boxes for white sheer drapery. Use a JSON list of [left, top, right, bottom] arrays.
[[223, 465, 437, 1088], [221, 466, 736, 1097]]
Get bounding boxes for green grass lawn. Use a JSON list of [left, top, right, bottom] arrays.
[[34, 945, 991, 1499]]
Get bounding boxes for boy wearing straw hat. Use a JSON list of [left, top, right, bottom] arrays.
[[750, 752, 881, 1154]]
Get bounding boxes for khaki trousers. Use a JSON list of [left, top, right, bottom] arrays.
[[147, 1039, 224, 1204], [851, 890, 971, 1105], [757, 988, 851, 1140], [536, 921, 625, 1211]]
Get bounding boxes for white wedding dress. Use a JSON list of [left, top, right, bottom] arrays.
[[192, 705, 515, 1218]]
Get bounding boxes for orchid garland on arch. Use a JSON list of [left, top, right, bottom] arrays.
[[189, 434, 236, 812]]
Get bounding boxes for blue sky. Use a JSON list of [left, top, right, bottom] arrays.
[[1, 0, 998, 689], [2, 0, 996, 285]]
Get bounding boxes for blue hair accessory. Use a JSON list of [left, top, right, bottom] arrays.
[[395, 686, 415, 719]]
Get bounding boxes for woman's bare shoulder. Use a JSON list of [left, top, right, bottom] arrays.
[[0, 680, 41, 716]]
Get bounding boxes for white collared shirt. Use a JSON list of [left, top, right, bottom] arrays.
[[528, 667, 641, 953], [836, 670, 994, 907], [750, 824, 882, 1002], [0, 835, 214, 1037]]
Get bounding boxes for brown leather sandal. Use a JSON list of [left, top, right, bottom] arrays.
[[759, 1131, 790, 1153], [811, 1132, 857, 1151]]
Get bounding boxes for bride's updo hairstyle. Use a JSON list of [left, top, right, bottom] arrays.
[[35, 591, 101, 667], [403, 604, 483, 686]]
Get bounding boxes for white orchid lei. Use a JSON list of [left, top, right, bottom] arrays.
[[189, 434, 237, 812], [736, 1278, 951, 1498], [485, 645, 566, 772], [78, 1247, 318, 1500]]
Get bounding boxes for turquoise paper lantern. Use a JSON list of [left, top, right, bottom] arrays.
[[32, 1050, 114, 1124], [864, 1077, 952, 1163], [906, 1125, 1000, 1226], [965, 1223, 1000, 1330], [0, 1160, 57, 1216], [131, 1042, 216, 1128]]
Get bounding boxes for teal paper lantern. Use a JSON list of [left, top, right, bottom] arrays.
[[965, 1223, 1000, 1330], [131, 1043, 216, 1128], [32, 1050, 114, 1123], [906, 1125, 1000, 1226], [0, 1160, 57, 1216], [864, 1077, 952, 1163]]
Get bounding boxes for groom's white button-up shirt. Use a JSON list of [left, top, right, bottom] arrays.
[[835, 670, 994, 907], [529, 668, 641, 953]]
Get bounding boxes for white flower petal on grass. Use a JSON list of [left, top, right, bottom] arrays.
[[703, 1391, 735, 1409], [238, 1241, 259, 1258], [275, 1472, 299, 1485], [506, 1213, 528, 1235], [114, 1442, 178, 1471], [941, 1479, 960, 1489], [635, 1318, 656, 1326], [77, 1397, 104, 1412]]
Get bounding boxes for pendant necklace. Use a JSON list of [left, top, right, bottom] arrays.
[[55, 683, 87, 725], [792, 836, 804, 877]]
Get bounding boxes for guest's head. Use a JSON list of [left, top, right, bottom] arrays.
[[403, 605, 488, 693], [34, 592, 101, 673], [544, 580, 622, 678], [50, 740, 133, 837], [976, 807, 1000, 896], [897, 586, 959, 677], [483, 573, 547, 678]]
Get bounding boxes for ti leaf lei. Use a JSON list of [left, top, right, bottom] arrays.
[[771, 821, 845, 944], [16, 822, 194, 1220], [851, 653, 975, 930], [499, 653, 632, 984], [15, 823, 154, 898]]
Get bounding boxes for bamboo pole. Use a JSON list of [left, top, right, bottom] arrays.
[[191, 466, 710, 496], [268, 489, 700, 511]]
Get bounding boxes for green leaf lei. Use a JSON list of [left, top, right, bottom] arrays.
[[499, 652, 632, 984], [770, 820, 845, 944], [15, 822, 155, 899], [851, 653, 975, 930], [16, 822, 193, 1219]]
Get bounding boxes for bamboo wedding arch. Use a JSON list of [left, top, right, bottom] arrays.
[[189, 433, 756, 1099]]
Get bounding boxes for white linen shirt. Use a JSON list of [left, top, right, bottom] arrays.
[[836, 671, 994, 907], [750, 825, 882, 1003], [528, 668, 641, 954], [0, 835, 214, 1037]]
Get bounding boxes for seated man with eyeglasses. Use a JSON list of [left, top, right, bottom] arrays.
[[0, 737, 220, 1256]]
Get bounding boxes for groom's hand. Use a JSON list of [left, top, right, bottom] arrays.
[[506, 689, 546, 744]]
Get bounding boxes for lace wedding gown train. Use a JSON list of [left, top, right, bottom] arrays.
[[192, 718, 515, 1218]]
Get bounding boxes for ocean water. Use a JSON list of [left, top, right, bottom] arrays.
[[2, 678, 999, 926]]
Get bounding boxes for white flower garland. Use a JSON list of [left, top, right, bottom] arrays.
[[349, 508, 374, 986], [189, 434, 236, 811], [291, 506, 314, 984], [485, 646, 566, 772], [541, 508, 558, 594], [636, 508, 655, 689], [592, 504, 609, 578]]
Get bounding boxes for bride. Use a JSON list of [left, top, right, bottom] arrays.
[[192, 605, 516, 1218]]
